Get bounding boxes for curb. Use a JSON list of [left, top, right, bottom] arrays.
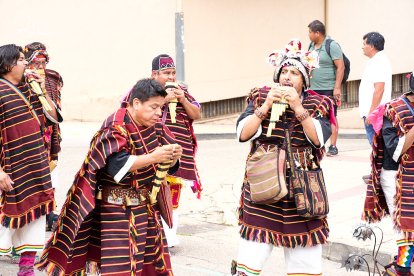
[[195, 133, 367, 141], [338, 133, 367, 139], [323, 241, 392, 273], [195, 133, 236, 140]]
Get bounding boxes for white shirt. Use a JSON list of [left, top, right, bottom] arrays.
[[358, 51, 392, 118]]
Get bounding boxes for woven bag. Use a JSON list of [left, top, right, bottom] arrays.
[[290, 168, 329, 218], [246, 145, 288, 204]]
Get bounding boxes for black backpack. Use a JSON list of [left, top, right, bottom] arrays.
[[310, 39, 351, 83]]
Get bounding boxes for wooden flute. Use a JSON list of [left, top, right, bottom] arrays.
[[266, 86, 289, 137]]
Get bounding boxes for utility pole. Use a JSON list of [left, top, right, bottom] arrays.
[[175, 0, 185, 82]]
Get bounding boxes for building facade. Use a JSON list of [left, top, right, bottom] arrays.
[[0, 0, 413, 120]]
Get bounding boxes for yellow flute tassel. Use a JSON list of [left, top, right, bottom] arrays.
[[169, 99, 178, 124], [149, 162, 171, 204], [148, 144, 177, 204]]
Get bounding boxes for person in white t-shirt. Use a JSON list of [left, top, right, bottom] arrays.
[[359, 32, 392, 146]]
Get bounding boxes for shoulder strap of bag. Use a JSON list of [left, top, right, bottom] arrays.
[[325, 38, 333, 58], [0, 78, 41, 126], [161, 107, 168, 124], [284, 117, 297, 178], [401, 96, 414, 116]]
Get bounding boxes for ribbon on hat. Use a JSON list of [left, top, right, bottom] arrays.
[[25, 49, 49, 64], [268, 39, 319, 70]]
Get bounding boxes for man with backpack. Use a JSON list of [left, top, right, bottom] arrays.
[[308, 19, 347, 156]]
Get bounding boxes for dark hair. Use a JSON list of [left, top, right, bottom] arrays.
[[0, 44, 23, 78], [24, 42, 47, 60], [308, 20, 326, 35], [363, 32, 385, 51], [128, 78, 167, 105]]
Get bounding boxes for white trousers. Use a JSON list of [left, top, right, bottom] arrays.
[[51, 165, 59, 189], [161, 210, 180, 247], [380, 168, 409, 243], [0, 215, 46, 255], [161, 179, 195, 247], [236, 238, 322, 275], [380, 169, 397, 217]]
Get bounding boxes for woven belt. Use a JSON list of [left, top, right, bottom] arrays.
[[102, 186, 149, 206]]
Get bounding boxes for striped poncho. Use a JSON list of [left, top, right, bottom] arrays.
[[37, 108, 176, 276], [162, 86, 202, 199], [363, 96, 414, 242], [237, 88, 333, 248], [0, 79, 54, 229], [44, 69, 63, 161]]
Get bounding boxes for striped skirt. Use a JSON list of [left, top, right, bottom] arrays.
[[239, 180, 329, 248], [93, 202, 173, 275]]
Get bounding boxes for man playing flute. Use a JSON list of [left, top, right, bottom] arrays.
[[150, 54, 202, 247], [0, 44, 59, 276], [233, 39, 335, 276], [37, 79, 182, 275]]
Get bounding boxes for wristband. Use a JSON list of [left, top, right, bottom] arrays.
[[296, 109, 310, 122], [254, 108, 266, 120]]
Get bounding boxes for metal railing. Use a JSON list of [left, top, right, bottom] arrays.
[[340, 72, 410, 109], [200, 72, 411, 119], [200, 96, 247, 119]]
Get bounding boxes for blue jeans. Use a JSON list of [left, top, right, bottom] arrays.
[[363, 116, 375, 146]]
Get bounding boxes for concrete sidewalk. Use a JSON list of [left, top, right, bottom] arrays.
[[176, 111, 392, 273], [193, 108, 366, 140], [0, 113, 392, 275]]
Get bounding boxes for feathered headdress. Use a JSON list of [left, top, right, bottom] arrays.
[[268, 39, 319, 88]]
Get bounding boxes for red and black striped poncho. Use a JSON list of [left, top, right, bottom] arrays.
[[163, 86, 202, 194], [363, 96, 414, 242], [0, 79, 54, 229], [37, 108, 176, 275], [44, 69, 63, 161], [238, 88, 332, 248]]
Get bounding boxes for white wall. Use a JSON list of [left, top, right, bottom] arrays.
[[0, 0, 177, 121], [1, 0, 413, 120], [183, 0, 324, 102], [327, 0, 414, 80]]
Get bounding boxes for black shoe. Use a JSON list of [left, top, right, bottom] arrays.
[[326, 145, 338, 156], [46, 212, 59, 232], [384, 262, 413, 276], [230, 260, 237, 275]]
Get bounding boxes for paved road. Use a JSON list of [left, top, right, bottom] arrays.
[[0, 122, 384, 275]]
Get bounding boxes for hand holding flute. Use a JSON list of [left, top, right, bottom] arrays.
[[149, 143, 181, 204], [25, 69, 52, 111]]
